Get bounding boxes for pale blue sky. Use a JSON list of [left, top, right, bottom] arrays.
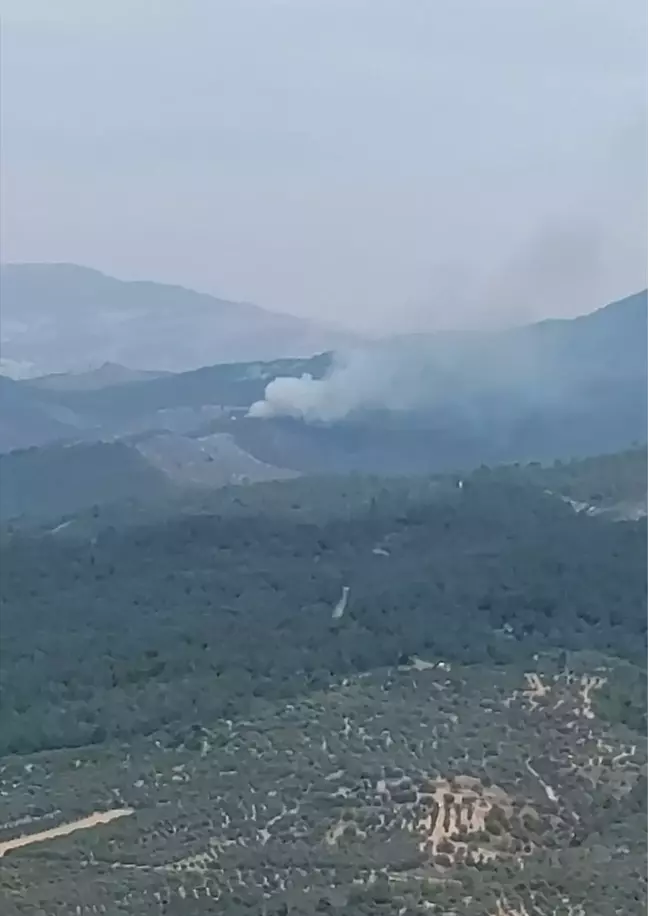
[[2, 0, 646, 331]]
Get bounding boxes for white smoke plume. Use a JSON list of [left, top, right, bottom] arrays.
[[247, 244, 643, 425], [246, 341, 445, 422], [246, 332, 526, 424], [247, 372, 349, 422], [247, 124, 646, 426], [245, 289, 629, 425], [247, 348, 399, 422]]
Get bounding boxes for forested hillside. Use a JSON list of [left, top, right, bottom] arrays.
[[2, 459, 645, 757], [2, 655, 645, 915], [4, 5, 646, 910], [1, 452, 646, 915], [0, 442, 175, 522], [5, 446, 644, 533], [0, 376, 77, 453]]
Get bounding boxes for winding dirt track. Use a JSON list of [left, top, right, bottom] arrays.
[[0, 808, 134, 858]]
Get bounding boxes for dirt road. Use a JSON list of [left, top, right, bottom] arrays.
[[0, 808, 134, 858]]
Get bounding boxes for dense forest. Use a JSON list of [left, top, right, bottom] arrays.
[[0, 450, 646, 915], [0, 441, 175, 522], [2, 454, 645, 758]]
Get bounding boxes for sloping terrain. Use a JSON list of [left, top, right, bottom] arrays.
[[25, 352, 331, 436], [0, 441, 175, 522], [0, 454, 645, 914], [2, 463, 645, 757], [0, 433, 300, 523], [2, 354, 332, 452], [1, 441, 643, 536], [0, 263, 354, 376], [0, 376, 82, 453], [493, 448, 648, 521], [229, 290, 647, 472], [135, 431, 298, 487], [25, 362, 173, 392], [4, 290, 645, 475], [0, 655, 644, 914]]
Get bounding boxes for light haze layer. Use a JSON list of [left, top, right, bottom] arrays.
[[2, 0, 646, 333]]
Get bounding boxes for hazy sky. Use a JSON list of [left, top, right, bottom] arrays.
[[2, 0, 646, 332]]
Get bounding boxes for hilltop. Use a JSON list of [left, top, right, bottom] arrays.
[[0, 263, 356, 377]]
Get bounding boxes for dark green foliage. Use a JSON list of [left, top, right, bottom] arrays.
[[595, 660, 647, 732], [0, 376, 74, 452], [0, 449, 645, 916], [1, 465, 645, 757], [0, 441, 175, 522], [0, 651, 645, 914], [484, 446, 648, 516]]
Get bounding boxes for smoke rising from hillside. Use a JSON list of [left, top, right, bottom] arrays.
[[246, 326, 560, 424], [247, 285, 647, 425], [247, 346, 424, 422], [247, 181, 646, 425]]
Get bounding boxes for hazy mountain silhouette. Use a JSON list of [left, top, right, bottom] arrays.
[[1, 290, 645, 486], [0, 263, 357, 377], [27, 362, 172, 392]]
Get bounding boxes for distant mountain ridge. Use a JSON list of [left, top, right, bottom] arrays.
[[0, 289, 645, 490], [27, 362, 173, 391], [0, 263, 357, 377]]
